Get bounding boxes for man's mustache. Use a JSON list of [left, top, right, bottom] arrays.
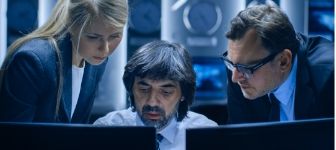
[[142, 105, 164, 114]]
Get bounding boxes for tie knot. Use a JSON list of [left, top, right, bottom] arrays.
[[156, 134, 163, 150], [156, 134, 163, 142]]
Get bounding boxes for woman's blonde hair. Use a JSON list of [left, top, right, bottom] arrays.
[[1, 0, 128, 120], [4, 0, 128, 64]]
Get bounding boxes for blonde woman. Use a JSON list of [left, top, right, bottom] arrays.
[[0, 0, 128, 123]]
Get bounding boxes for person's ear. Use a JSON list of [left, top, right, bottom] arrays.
[[279, 49, 292, 72]]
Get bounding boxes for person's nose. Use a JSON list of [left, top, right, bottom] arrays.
[[99, 39, 109, 53], [231, 68, 245, 83], [147, 91, 159, 106]]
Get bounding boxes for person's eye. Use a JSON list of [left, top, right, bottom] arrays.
[[108, 34, 121, 41], [87, 35, 99, 40], [238, 67, 253, 75], [139, 88, 149, 93], [161, 89, 173, 96]]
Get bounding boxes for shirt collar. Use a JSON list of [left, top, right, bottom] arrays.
[[158, 117, 178, 144], [135, 113, 178, 144], [135, 112, 144, 126], [272, 55, 298, 105]]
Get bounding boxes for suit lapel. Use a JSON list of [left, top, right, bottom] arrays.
[[61, 65, 72, 121], [71, 64, 97, 122], [58, 36, 73, 122], [294, 48, 316, 120]]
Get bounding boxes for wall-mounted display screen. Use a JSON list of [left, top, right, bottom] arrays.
[[193, 57, 227, 101], [309, 0, 334, 41]]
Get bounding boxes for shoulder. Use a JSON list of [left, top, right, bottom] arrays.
[[6, 39, 59, 80], [17, 38, 56, 56], [297, 34, 334, 89], [180, 111, 218, 128], [12, 39, 57, 67], [298, 33, 334, 65], [93, 108, 137, 126]]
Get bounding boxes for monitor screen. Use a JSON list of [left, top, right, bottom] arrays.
[[192, 57, 227, 101], [0, 122, 157, 150], [186, 118, 334, 150], [309, 1, 334, 41]]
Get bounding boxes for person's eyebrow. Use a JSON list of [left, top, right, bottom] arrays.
[[232, 57, 265, 66], [137, 80, 150, 86], [226, 51, 265, 66], [160, 82, 177, 88], [84, 31, 121, 37]]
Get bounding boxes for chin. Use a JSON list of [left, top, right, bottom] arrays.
[[242, 91, 260, 100], [86, 59, 106, 66]]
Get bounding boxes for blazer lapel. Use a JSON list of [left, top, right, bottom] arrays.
[[57, 36, 73, 122], [71, 64, 97, 122], [294, 48, 316, 120], [61, 65, 72, 121]]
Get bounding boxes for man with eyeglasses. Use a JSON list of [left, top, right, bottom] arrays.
[[223, 4, 334, 123]]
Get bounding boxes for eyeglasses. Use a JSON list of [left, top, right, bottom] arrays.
[[221, 51, 280, 79]]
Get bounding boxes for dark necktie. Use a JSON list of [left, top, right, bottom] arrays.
[[269, 93, 280, 121], [156, 134, 163, 150]]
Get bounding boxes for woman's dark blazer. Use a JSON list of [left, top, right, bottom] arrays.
[[0, 36, 107, 123]]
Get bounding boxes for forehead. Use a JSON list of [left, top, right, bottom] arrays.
[[84, 17, 119, 34], [134, 77, 180, 88], [227, 29, 270, 64]]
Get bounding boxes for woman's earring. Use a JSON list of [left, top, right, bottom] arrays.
[[181, 97, 184, 102]]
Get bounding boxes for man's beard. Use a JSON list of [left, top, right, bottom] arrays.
[[139, 105, 177, 130]]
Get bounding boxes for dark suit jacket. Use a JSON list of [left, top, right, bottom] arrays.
[[227, 34, 334, 124], [0, 36, 107, 123]]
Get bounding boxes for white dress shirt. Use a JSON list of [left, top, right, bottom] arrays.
[[94, 108, 218, 150], [71, 63, 85, 118]]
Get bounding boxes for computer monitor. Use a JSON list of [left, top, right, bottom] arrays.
[[192, 57, 227, 101], [0, 122, 156, 150], [309, 0, 334, 41], [186, 118, 334, 150]]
